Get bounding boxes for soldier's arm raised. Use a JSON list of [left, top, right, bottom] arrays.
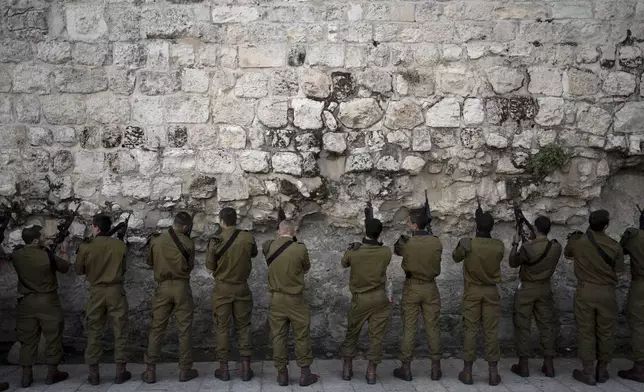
[[187, 242, 196, 272], [614, 246, 625, 274], [250, 236, 258, 258], [302, 247, 311, 273], [452, 238, 469, 263], [75, 244, 88, 275], [147, 242, 155, 267], [394, 235, 408, 257], [341, 250, 351, 268], [205, 239, 215, 271]]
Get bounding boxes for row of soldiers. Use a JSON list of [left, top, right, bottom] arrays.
[[2, 204, 643, 389]]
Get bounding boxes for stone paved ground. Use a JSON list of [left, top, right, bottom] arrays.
[[1, 358, 643, 391]]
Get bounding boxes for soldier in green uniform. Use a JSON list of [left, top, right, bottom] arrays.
[[509, 216, 561, 378], [11, 225, 70, 388], [76, 214, 131, 385], [393, 209, 443, 382], [564, 210, 624, 386], [452, 208, 505, 386], [141, 212, 199, 384], [262, 220, 318, 387], [206, 207, 258, 381], [618, 209, 644, 383], [340, 218, 392, 384]]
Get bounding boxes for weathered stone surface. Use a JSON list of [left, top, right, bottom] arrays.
[[565, 68, 601, 96], [528, 67, 563, 96], [437, 65, 475, 96], [121, 176, 150, 199], [323, 133, 347, 154], [140, 71, 181, 95], [164, 95, 209, 123], [54, 67, 108, 93], [376, 156, 400, 172], [235, 72, 269, 98], [212, 97, 255, 126], [401, 155, 426, 174], [239, 45, 287, 68], [0, 40, 32, 63], [426, 98, 461, 128], [486, 66, 524, 94], [217, 175, 249, 201], [300, 69, 331, 99], [535, 98, 565, 126], [338, 98, 384, 129], [108, 68, 136, 96], [603, 72, 637, 96], [189, 175, 217, 199], [358, 69, 392, 94], [577, 106, 612, 135], [293, 98, 324, 130], [12, 64, 51, 94], [272, 152, 303, 176], [463, 98, 484, 125], [87, 95, 130, 124], [258, 98, 288, 129], [181, 68, 209, 93], [238, 150, 270, 173], [384, 100, 424, 130], [66, 3, 108, 41], [74, 151, 104, 180], [27, 127, 53, 147], [197, 150, 236, 174], [615, 102, 644, 134], [37, 41, 72, 64], [41, 95, 86, 125], [162, 150, 196, 174], [412, 128, 432, 151], [345, 153, 373, 173], [218, 125, 247, 149], [151, 176, 182, 201], [14, 95, 41, 124]]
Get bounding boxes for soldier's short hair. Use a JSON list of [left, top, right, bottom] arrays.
[[278, 220, 295, 236], [534, 216, 551, 235], [93, 214, 112, 234], [365, 218, 383, 239], [409, 209, 428, 230], [22, 225, 42, 244], [476, 212, 494, 233], [589, 209, 610, 231], [174, 212, 193, 227], [219, 207, 237, 227]]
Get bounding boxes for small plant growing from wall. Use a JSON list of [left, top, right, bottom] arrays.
[[527, 143, 568, 178]]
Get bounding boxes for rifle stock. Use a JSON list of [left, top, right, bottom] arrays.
[[424, 190, 433, 235], [364, 200, 373, 225], [109, 212, 132, 240], [49, 204, 80, 252], [513, 203, 535, 243]]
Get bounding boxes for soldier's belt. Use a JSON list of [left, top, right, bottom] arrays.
[[352, 284, 385, 295], [158, 277, 189, 284], [577, 281, 616, 288], [405, 277, 435, 285], [269, 290, 303, 297], [520, 279, 550, 286], [91, 282, 123, 287], [632, 275, 644, 282]]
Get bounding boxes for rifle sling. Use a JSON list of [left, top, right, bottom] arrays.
[[214, 230, 241, 264], [524, 240, 554, 267], [169, 227, 191, 263], [266, 240, 294, 267], [586, 231, 615, 269]]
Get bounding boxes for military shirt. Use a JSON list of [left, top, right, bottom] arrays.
[[452, 236, 505, 285], [205, 227, 258, 284], [341, 238, 391, 294], [148, 229, 195, 282], [620, 228, 644, 279], [394, 231, 442, 282], [262, 236, 310, 295], [11, 245, 70, 295], [76, 235, 128, 285], [509, 237, 562, 282], [564, 229, 624, 286]]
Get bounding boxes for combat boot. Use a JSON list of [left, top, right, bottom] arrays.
[[458, 361, 474, 385], [0, 381, 8, 391], [300, 366, 319, 387], [277, 367, 289, 386], [596, 360, 610, 383], [365, 361, 377, 385], [88, 364, 100, 386], [114, 363, 131, 384], [393, 360, 412, 381], [542, 356, 555, 377], [618, 361, 644, 383], [511, 356, 530, 377], [241, 356, 254, 381], [342, 357, 353, 381], [430, 359, 442, 381], [141, 364, 156, 384], [45, 364, 69, 385], [573, 360, 596, 386], [489, 361, 502, 386], [214, 361, 230, 381], [21, 366, 33, 388], [179, 368, 198, 382]]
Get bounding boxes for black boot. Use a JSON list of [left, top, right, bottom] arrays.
[[393, 360, 412, 381], [511, 356, 530, 377]]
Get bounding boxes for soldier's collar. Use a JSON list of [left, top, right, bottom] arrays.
[[222, 226, 236, 232], [475, 231, 492, 238], [96, 232, 111, 237], [412, 230, 430, 236], [362, 238, 383, 246]]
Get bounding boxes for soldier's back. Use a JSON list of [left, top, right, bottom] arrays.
[[150, 230, 194, 281], [567, 230, 622, 285], [12, 246, 64, 294], [519, 238, 562, 282], [78, 236, 127, 285], [463, 237, 504, 285], [344, 242, 391, 293], [402, 235, 442, 281]]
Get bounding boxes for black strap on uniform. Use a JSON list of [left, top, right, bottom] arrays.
[[524, 240, 555, 267], [266, 240, 294, 267], [586, 231, 615, 269], [169, 227, 190, 263], [214, 230, 241, 262]]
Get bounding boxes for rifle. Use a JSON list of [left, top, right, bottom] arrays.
[[638, 204, 642, 215], [475, 194, 483, 219], [638, 204, 644, 229], [513, 203, 535, 243], [108, 211, 132, 241], [277, 204, 297, 242], [424, 190, 433, 235], [49, 204, 80, 253], [364, 199, 373, 226], [0, 202, 19, 245]]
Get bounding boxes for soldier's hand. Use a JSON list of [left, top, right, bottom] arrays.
[[59, 238, 70, 255]]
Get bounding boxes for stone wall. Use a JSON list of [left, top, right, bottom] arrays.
[[1, 0, 644, 360]]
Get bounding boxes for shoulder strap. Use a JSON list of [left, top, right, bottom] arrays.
[[169, 228, 190, 263], [214, 230, 241, 262], [586, 231, 615, 269], [266, 240, 294, 267], [524, 240, 555, 267]]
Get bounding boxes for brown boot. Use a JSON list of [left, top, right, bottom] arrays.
[[393, 360, 412, 381], [431, 359, 442, 381], [277, 367, 289, 386], [0, 382, 8, 391], [21, 366, 33, 388], [618, 361, 644, 383], [511, 356, 530, 377], [45, 364, 69, 385], [300, 366, 319, 387], [241, 356, 254, 382], [88, 364, 100, 386], [214, 361, 230, 381], [596, 360, 610, 383], [489, 361, 501, 386], [141, 364, 156, 384], [542, 356, 555, 378], [573, 360, 596, 386], [179, 368, 198, 382], [365, 361, 377, 385], [342, 357, 353, 381], [115, 363, 132, 384], [458, 361, 473, 385]]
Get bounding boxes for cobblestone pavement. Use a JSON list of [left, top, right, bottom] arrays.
[[1, 358, 642, 391]]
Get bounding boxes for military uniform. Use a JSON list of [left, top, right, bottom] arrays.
[[394, 231, 443, 373], [206, 227, 257, 378], [11, 245, 69, 367], [144, 229, 196, 371], [565, 229, 624, 384], [509, 238, 561, 362], [76, 235, 129, 366], [340, 238, 392, 364]]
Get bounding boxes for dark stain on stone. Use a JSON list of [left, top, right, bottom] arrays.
[[301, 153, 320, 177], [167, 125, 188, 148], [561, 42, 578, 47], [372, 40, 380, 47], [269, 129, 293, 149], [621, 29, 636, 45], [189, 175, 217, 199], [288, 47, 306, 66], [101, 126, 123, 149], [400, 69, 420, 84], [600, 59, 615, 69], [123, 126, 145, 148], [331, 72, 355, 101], [106, 152, 118, 173], [531, 41, 542, 47], [52, 150, 73, 174], [80, 127, 98, 149], [279, 179, 300, 198], [347, 132, 366, 150], [508, 96, 538, 121]]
